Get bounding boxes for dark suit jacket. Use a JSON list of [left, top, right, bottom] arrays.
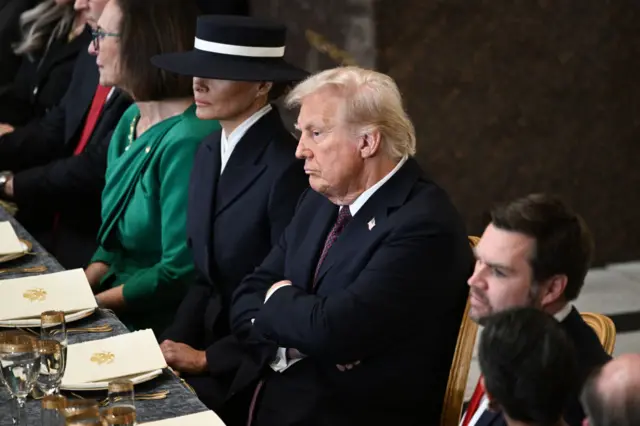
[[161, 107, 308, 408], [473, 307, 611, 426], [0, 0, 35, 91], [230, 158, 473, 426], [0, 48, 131, 269], [0, 26, 92, 126]]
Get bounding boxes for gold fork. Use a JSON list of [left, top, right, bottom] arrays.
[[0, 265, 47, 274], [51, 324, 113, 335], [98, 390, 170, 406]]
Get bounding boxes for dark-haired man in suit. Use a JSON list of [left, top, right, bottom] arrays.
[[230, 66, 473, 426], [479, 307, 578, 426], [461, 194, 611, 426]]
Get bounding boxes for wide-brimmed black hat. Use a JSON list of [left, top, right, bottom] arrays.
[[151, 15, 308, 82]]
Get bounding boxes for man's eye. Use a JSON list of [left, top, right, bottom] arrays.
[[491, 268, 506, 278]]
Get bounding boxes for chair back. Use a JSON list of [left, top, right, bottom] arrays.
[[581, 312, 616, 355], [440, 236, 479, 426]]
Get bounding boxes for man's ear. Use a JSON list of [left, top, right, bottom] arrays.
[[539, 274, 568, 307], [358, 129, 382, 159], [582, 418, 590, 426]]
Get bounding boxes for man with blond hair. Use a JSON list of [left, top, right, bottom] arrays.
[[229, 66, 473, 426]]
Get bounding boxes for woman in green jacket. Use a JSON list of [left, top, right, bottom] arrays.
[[83, 0, 219, 334]]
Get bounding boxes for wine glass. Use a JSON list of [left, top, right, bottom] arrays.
[[0, 334, 40, 425], [36, 339, 65, 395], [41, 394, 66, 426]]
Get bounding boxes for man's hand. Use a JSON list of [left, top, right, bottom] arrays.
[[160, 340, 208, 375], [0, 124, 14, 136], [264, 280, 292, 302], [3, 177, 13, 197], [336, 361, 361, 372]]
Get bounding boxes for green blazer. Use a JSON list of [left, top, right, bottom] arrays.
[[91, 103, 220, 334]]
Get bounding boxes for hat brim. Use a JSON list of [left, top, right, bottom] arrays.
[[151, 50, 308, 82]]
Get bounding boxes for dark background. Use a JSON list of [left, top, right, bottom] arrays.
[[251, 0, 640, 265]]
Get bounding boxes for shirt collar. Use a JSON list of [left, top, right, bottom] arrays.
[[346, 155, 409, 216], [221, 104, 272, 145], [554, 303, 573, 322]]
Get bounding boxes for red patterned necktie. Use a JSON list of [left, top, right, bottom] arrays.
[[313, 206, 352, 286], [461, 376, 485, 426], [245, 207, 353, 426]]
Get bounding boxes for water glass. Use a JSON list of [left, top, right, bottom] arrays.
[[62, 399, 100, 425], [0, 334, 40, 425], [41, 394, 66, 426], [107, 379, 134, 409], [41, 311, 67, 347], [36, 339, 65, 395], [100, 406, 136, 426]]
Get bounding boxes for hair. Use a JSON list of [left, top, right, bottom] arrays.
[[13, 0, 76, 59], [115, 0, 198, 101], [490, 193, 594, 301], [581, 365, 640, 426], [285, 66, 416, 160], [478, 307, 577, 426]]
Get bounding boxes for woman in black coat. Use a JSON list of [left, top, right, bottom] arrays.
[[0, 0, 90, 128]]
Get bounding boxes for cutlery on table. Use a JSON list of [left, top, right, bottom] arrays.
[[51, 324, 113, 335], [98, 390, 170, 406], [0, 265, 47, 274]]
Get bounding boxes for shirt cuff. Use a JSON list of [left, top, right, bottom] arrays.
[[264, 282, 291, 303]]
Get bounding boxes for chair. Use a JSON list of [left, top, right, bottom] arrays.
[[581, 312, 617, 355], [440, 236, 479, 426]]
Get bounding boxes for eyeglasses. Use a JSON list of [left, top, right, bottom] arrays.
[[91, 26, 120, 50]]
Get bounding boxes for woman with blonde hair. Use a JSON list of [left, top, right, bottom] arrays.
[[0, 0, 90, 128]]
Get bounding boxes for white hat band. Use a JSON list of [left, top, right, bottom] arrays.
[[194, 38, 285, 58]]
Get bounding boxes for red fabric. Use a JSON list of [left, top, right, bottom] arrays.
[[313, 206, 352, 286], [73, 85, 110, 155], [461, 377, 485, 426]]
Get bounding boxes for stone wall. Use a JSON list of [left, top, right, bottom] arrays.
[[252, 0, 640, 265]]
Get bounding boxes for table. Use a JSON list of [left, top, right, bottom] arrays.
[[0, 207, 209, 425]]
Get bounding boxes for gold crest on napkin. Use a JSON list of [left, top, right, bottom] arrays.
[[0, 269, 97, 321], [62, 329, 167, 386]]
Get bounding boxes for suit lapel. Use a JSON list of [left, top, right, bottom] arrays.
[[313, 159, 422, 290], [214, 109, 281, 216], [35, 28, 92, 86], [192, 132, 222, 279], [65, 50, 99, 145]]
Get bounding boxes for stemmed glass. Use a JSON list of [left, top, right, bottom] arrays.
[[36, 339, 65, 395], [0, 333, 40, 425]]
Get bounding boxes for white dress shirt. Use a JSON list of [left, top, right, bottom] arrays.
[[460, 303, 575, 426], [267, 155, 409, 373], [220, 104, 272, 175]]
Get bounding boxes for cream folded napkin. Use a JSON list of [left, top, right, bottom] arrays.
[[140, 411, 226, 426], [0, 269, 97, 321], [62, 329, 167, 385], [0, 221, 23, 255]]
